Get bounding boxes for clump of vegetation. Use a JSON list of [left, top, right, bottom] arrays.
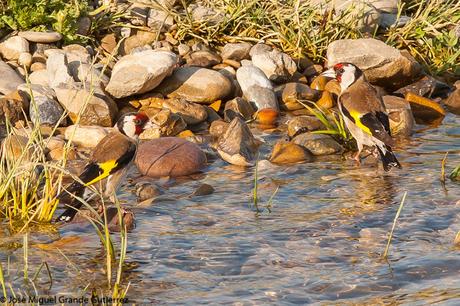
[[0, 0, 89, 43]]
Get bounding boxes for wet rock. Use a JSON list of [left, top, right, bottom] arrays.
[[404, 92, 445, 125], [221, 42, 252, 61], [157, 67, 232, 103], [236, 65, 278, 111], [205, 105, 221, 123], [18, 31, 62, 43], [0, 36, 29, 61], [18, 84, 64, 126], [251, 49, 297, 83], [106, 50, 177, 98], [162, 98, 208, 124], [444, 88, 460, 115], [279, 82, 321, 111], [46, 53, 74, 89], [269, 140, 313, 164], [255, 108, 279, 126], [310, 75, 329, 91], [135, 137, 207, 177], [327, 38, 422, 90], [136, 182, 163, 202], [29, 70, 49, 86], [0, 91, 26, 138], [382, 95, 415, 136], [287, 116, 323, 138], [18, 52, 32, 68], [191, 183, 215, 197], [293, 133, 344, 155], [0, 60, 24, 95], [54, 83, 118, 127], [64, 125, 110, 148], [185, 50, 221, 68], [394, 75, 452, 99], [2, 134, 34, 162], [216, 117, 258, 166], [224, 97, 255, 121], [209, 120, 229, 138]]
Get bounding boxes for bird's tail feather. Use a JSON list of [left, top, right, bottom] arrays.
[[376, 144, 401, 172], [56, 164, 101, 222]]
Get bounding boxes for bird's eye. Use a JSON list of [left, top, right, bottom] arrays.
[[133, 119, 141, 125], [339, 68, 345, 73]]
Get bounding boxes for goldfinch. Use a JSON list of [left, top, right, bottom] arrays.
[[56, 112, 153, 222], [322, 63, 401, 171]]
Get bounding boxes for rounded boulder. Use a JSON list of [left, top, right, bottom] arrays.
[[135, 137, 206, 177]]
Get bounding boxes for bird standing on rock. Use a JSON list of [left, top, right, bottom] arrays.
[[321, 62, 401, 171], [56, 112, 153, 222]]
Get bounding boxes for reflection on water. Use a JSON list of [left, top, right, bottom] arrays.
[[2, 114, 460, 304]]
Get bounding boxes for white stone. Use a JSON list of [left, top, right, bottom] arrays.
[[236, 65, 278, 111], [46, 52, 74, 89], [18, 31, 63, 43], [0, 36, 29, 61], [251, 49, 297, 83], [65, 125, 112, 148]]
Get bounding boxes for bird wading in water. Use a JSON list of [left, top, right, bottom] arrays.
[[56, 112, 153, 222], [322, 62, 401, 171]]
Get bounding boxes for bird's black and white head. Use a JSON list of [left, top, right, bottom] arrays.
[[322, 62, 363, 92], [116, 112, 153, 140]]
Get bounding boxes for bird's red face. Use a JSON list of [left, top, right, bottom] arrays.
[[117, 112, 154, 139], [133, 113, 150, 135], [333, 63, 345, 83]]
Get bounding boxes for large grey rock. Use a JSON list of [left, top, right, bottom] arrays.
[[236, 65, 278, 111], [18, 31, 63, 43], [216, 117, 259, 166], [106, 50, 177, 98], [46, 53, 74, 89], [0, 36, 29, 61], [327, 38, 422, 90], [251, 49, 297, 83], [54, 82, 118, 127], [0, 61, 24, 95], [18, 84, 64, 126], [157, 67, 232, 104]]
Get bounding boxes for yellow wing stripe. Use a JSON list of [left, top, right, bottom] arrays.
[[84, 159, 118, 186], [349, 110, 372, 135]]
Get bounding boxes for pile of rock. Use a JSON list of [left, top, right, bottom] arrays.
[[0, 21, 458, 176]]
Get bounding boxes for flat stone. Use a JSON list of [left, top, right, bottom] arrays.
[[287, 116, 324, 138], [106, 50, 177, 98], [0, 60, 24, 95], [269, 140, 313, 164], [135, 137, 207, 177], [293, 133, 344, 155], [157, 67, 232, 104], [18, 31, 63, 43], [162, 98, 208, 124]]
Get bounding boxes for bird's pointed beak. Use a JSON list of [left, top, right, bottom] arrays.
[[321, 68, 336, 79]]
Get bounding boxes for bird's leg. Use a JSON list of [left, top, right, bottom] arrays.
[[354, 143, 363, 166]]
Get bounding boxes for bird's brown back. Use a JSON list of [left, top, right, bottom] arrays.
[[91, 132, 136, 163]]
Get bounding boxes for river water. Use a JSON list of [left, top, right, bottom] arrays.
[[1, 114, 460, 304]]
